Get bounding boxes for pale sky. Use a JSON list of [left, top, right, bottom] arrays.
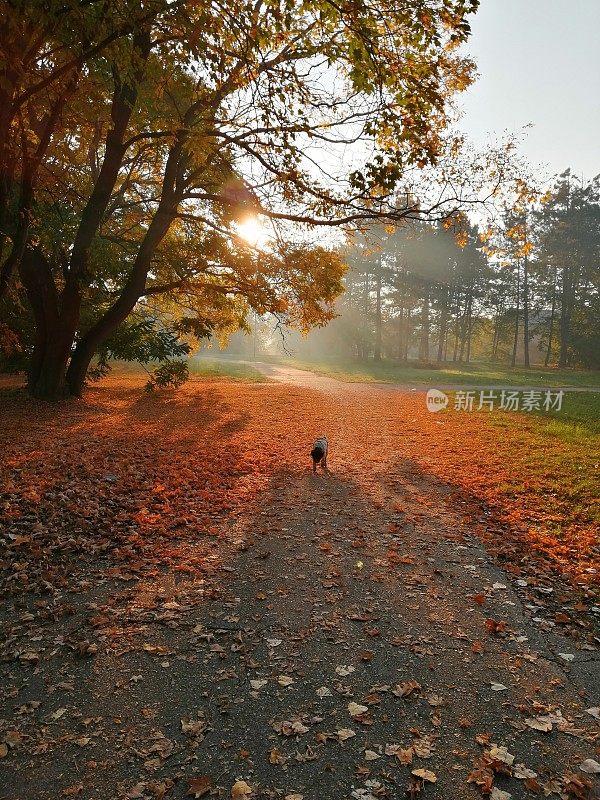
[[458, 0, 600, 183]]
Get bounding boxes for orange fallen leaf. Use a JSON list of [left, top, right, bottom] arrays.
[[412, 769, 437, 783], [187, 776, 211, 798]]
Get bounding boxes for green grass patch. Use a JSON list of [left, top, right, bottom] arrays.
[[189, 357, 267, 382], [274, 356, 600, 389], [535, 392, 600, 438], [484, 391, 600, 525], [449, 390, 600, 441]]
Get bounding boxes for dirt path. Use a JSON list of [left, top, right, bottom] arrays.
[[1, 376, 598, 800]]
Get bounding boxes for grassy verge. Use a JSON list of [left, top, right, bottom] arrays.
[[274, 356, 600, 389], [411, 389, 600, 592], [188, 357, 267, 382], [482, 392, 600, 527]]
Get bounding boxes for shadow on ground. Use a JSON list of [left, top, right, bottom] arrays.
[[2, 454, 598, 800]]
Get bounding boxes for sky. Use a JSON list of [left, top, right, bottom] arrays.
[[458, 0, 600, 185]]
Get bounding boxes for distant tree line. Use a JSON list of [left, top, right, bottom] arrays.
[[301, 171, 600, 369]]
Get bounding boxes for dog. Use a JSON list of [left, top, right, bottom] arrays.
[[310, 435, 329, 473]]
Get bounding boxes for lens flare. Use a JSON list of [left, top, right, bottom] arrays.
[[237, 215, 268, 247]]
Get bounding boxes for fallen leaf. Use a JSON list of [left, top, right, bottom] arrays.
[[62, 785, 83, 797], [513, 764, 538, 780], [143, 643, 169, 654], [348, 702, 369, 717], [579, 759, 600, 774], [3, 731, 22, 747], [269, 748, 286, 765], [181, 719, 206, 736], [490, 683, 508, 692], [411, 769, 437, 783], [291, 721, 309, 735], [250, 679, 268, 690], [490, 788, 512, 800], [365, 750, 380, 761], [412, 739, 432, 758], [231, 780, 253, 798], [337, 728, 356, 742], [186, 776, 211, 798], [467, 764, 494, 793], [558, 652, 575, 662], [393, 680, 421, 698], [488, 745, 515, 766], [485, 619, 507, 636], [426, 694, 444, 707], [524, 717, 552, 733]]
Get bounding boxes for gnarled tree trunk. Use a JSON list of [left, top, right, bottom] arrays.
[[19, 248, 81, 399]]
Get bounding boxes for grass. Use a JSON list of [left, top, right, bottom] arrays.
[[485, 391, 600, 526], [537, 392, 600, 439], [188, 357, 267, 382], [274, 356, 600, 389], [441, 389, 600, 440], [94, 357, 269, 382]]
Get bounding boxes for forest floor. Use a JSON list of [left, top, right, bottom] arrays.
[[1, 369, 599, 800]]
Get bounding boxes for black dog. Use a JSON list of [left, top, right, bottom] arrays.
[[310, 435, 329, 473]]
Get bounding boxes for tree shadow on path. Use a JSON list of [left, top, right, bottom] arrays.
[[3, 457, 598, 800]]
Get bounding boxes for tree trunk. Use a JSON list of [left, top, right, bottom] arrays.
[[459, 291, 472, 363], [374, 263, 382, 361], [544, 267, 557, 367], [403, 307, 411, 361], [436, 287, 449, 363], [419, 289, 430, 362], [523, 252, 530, 367], [19, 248, 80, 399], [491, 304, 502, 362], [452, 293, 461, 362], [66, 200, 178, 395], [397, 305, 404, 360], [362, 270, 370, 361], [558, 263, 571, 368], [511, 261, 520, 367], [465, 292, 473, 364]]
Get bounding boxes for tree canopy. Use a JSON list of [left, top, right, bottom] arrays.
[[0, 0, 492, 398]]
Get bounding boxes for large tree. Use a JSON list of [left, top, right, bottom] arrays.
[[0, 0, 489, 398]]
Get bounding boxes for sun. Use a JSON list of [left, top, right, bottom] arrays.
[[236, 215, 268, 248]]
